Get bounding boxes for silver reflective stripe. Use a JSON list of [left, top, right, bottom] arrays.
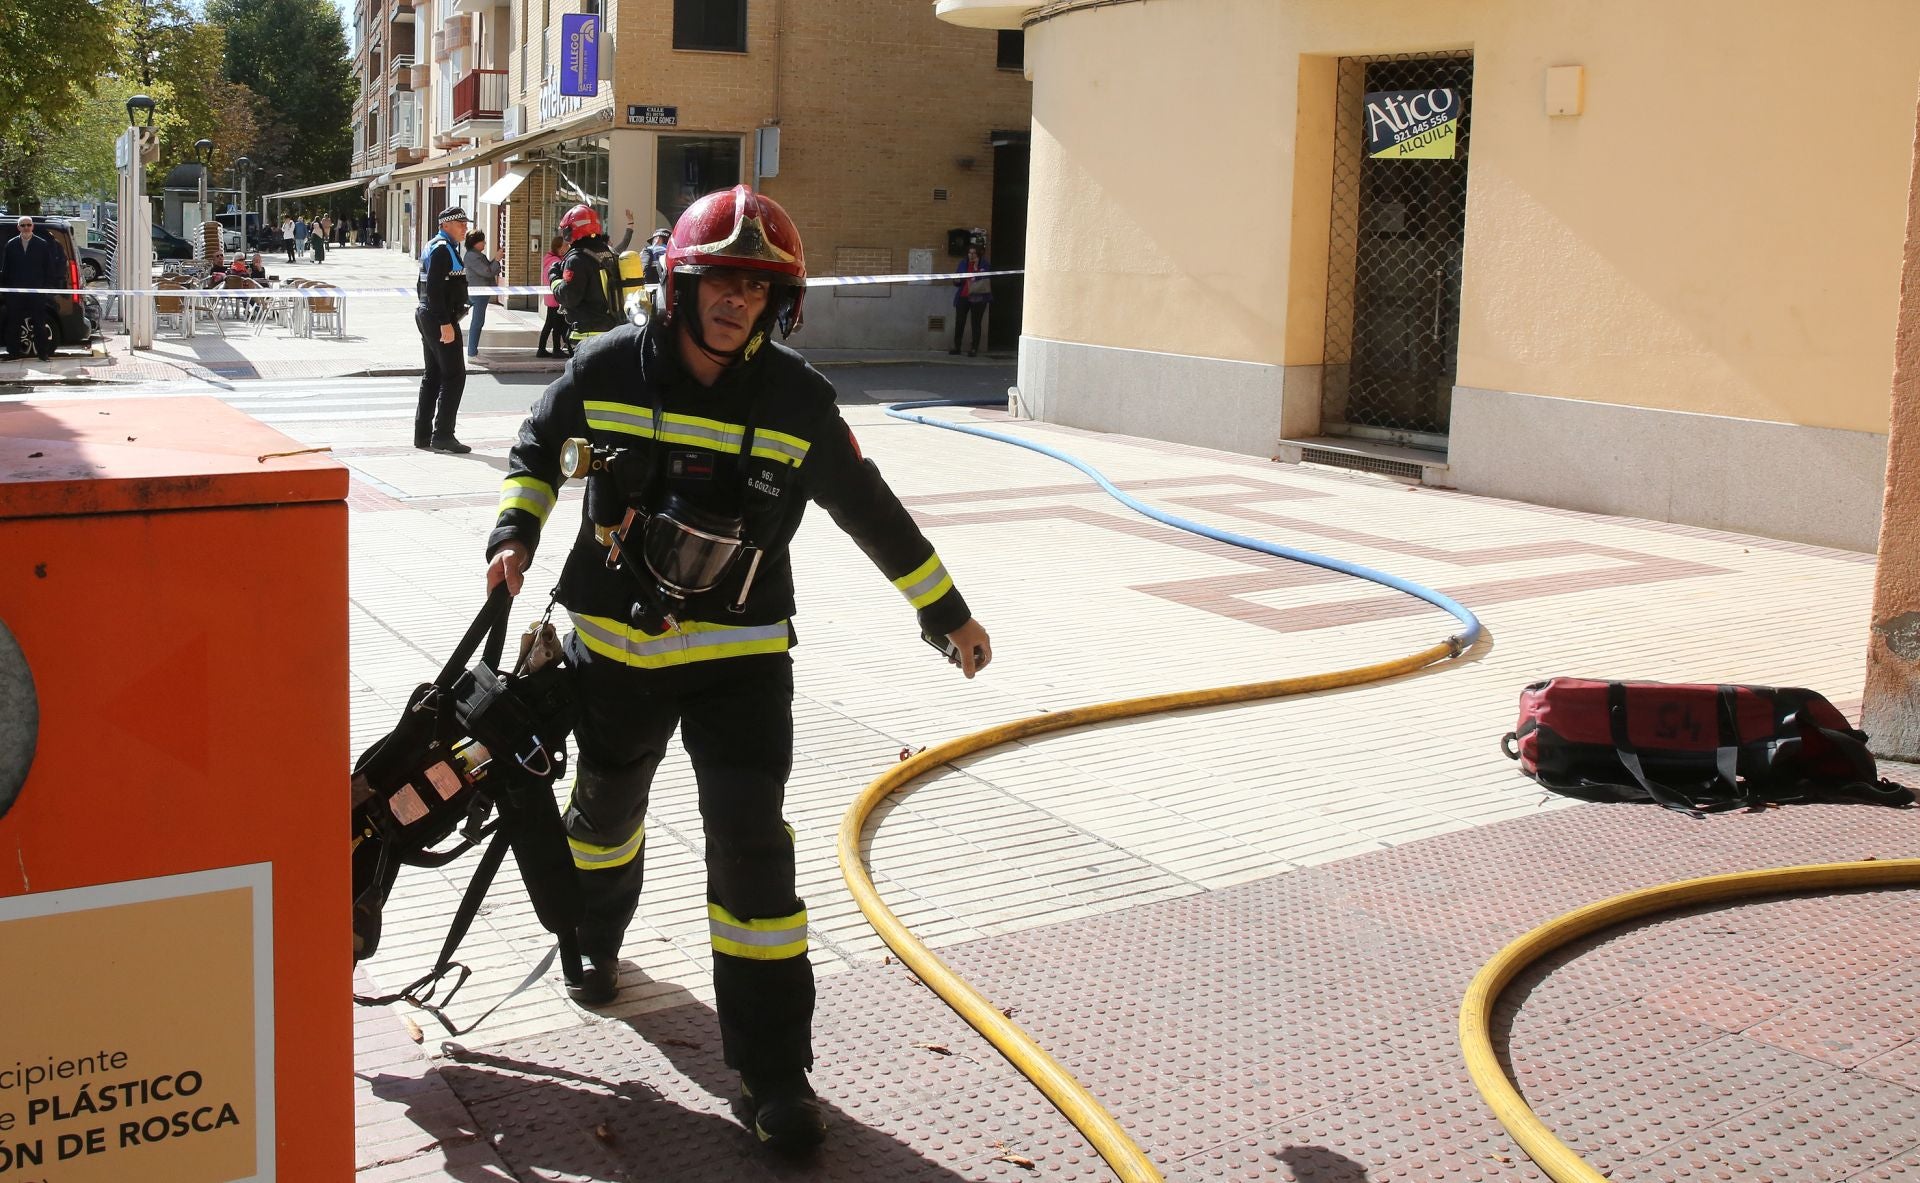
[[709, 916, 806, 948], [500, 478, 555, 516], [584, 403, 657, 436], [752, 436, 808, 465], [569, 825, 644, 868], [569, 613, 790, 663], [659, 417, 741, 450], [899, 562, 950, 604]]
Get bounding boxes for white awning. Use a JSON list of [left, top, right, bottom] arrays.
[[477, 164, 533, 207], [263, 172, 380, 201]]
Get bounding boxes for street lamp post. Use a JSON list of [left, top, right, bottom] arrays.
[[193, 138, 214, 255], [121, 94, 158, 349], [235, 156, 251, 250]]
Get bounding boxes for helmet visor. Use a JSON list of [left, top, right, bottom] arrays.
[[641, 509, 744, 595]]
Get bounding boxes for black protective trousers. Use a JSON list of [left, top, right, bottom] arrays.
[[563, 640, 814, 1077], [414, 310, 466, 445]]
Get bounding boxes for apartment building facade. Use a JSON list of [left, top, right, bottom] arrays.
[[348, 0, 1031, 350], [940, 0, 1920, 551]]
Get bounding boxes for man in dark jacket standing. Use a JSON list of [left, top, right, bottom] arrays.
[[485, 185, 991, 1152], [1, 218, 64, 361], [415, 206, 471, 453]]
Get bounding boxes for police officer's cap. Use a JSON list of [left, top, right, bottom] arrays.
[[437, 205, 470, 225]]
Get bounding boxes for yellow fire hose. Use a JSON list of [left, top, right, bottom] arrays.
[[837, 637, 1463, 1182], [1459, 858, 1920, 1182]]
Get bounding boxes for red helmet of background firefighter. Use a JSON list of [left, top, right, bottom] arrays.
[[559, 203, 603, 243], [659, 184, 806, 366]]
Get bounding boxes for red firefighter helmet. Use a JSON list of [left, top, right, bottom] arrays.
[[559, 203, 603, 242], [664, 185, 807, 337]]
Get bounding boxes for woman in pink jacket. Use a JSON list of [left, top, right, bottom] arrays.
[[537, 234, 572, 358]]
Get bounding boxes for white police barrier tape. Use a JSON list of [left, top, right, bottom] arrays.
[[0, 268, 1023, 300]]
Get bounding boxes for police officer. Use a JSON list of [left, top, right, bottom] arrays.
[[640, 226, 671, 285], [486, 185, 991, 1151], [415, 206, 471, 453]]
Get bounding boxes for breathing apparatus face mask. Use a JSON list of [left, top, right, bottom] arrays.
[[638, 494, 745, 598]]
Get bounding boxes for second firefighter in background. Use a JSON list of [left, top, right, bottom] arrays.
[[485, 185, 991, 1152]]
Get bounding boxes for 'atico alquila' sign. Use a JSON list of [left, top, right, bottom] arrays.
[[1365, 89, 1460, 159]]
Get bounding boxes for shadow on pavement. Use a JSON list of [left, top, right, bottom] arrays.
[[365, 1028, 987, 1183], [1273, 1144, 1372, 1180]]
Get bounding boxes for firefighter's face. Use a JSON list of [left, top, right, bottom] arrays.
[[697, 268, 772, 351]]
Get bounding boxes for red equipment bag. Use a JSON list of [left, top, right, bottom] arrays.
[[1501, 678, 1913, 815]]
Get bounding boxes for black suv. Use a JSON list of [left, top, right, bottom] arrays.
[[0, 217, 96, 350]]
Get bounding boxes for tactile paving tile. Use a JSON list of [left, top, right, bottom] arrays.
[[1532, 1035, 1842, 1172], [360, 797, 1920, 1181], [1611, 1072, 1920, 1182]]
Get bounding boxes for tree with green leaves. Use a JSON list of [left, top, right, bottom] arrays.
[[208, 0, 357, 188], [0, 0, 123, 206]]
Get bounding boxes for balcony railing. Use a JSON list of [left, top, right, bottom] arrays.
[[452, 69, 508, 124]]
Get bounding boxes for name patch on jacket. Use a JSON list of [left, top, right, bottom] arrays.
[[747, 467, 783, 498], [667, 450, 716, 480]]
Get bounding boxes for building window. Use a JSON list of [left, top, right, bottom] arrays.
[[674, 0, 747, 53], [656, 135, 742, 228], [996, 29, 1023, 71]]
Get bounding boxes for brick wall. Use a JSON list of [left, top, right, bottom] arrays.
[[499, 0, 1030, 345]]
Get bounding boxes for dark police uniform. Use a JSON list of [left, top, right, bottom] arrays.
[[488, 320, 973, 1079], [414, 220, 469, 450]]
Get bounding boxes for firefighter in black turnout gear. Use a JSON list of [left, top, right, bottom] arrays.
[[551, 203, 637, 345], [485, 185, 992, 1152], [415, 206, 472, 453]]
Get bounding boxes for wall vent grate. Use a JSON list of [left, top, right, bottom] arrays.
[[932, 188, 950, 201], [1299, 448, 1424, 481], [928, 316, 946, 332]]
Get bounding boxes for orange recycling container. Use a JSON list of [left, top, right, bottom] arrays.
[[0, 397, 349, 1182]]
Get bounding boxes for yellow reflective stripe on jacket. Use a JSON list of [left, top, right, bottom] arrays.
[[568, 824, 644, 870], [498, 475, 557, 523], [707, 901, 808, 961], [576, 403, 809, 468], [584, 400, 656, 439], [569, 611, 790, 669], [750, 428, 810, 468], [893, 554, 954, 610]]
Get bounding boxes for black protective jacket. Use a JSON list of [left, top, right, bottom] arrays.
[[489, 321, 971, 660]]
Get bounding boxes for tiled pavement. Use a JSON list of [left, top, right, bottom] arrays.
[[232, 370, 1919, 1179]]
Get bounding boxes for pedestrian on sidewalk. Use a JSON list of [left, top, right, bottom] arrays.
[[537, 234, 572, 358], [462, 228, 500, 359], [1, 217, 62, 361], [282, 216, 296, 263], [294, 216, 309, 260], [949, 239, 991, 357], [484, 184, 993, 1154], [413, 206, 471, 453]]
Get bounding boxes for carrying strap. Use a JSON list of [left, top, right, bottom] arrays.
[[435, 584, 511, 690], [353, 823, 581, 1036], [1778, 711, 1914, 806], [1606, 682, 1749, 816]]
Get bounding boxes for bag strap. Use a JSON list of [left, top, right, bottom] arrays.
[[1606, 682, 1745, 816], [435, 585, 511, 689], [352, 824, 577, 1036]]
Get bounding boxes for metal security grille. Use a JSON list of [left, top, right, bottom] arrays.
[[1323, 53, 1473, 448]]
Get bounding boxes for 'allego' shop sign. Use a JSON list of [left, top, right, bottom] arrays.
[[1364, 89, 1460, 159]]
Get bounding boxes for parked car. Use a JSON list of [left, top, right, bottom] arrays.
[[0, 216, 97, 349], [151, 224, 193, 260], [78, 243, 111, 283]]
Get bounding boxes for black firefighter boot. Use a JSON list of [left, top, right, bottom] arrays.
[[740, 1067, 827, 1151]]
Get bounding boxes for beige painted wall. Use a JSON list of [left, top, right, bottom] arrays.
[[1025, 0, 1920, 434]]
